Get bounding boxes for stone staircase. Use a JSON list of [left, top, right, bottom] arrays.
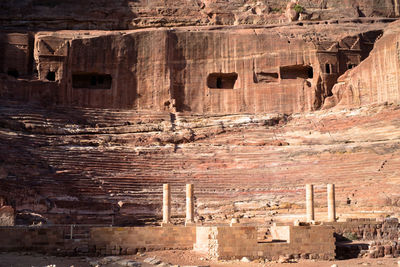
[[1, 101, 400, 224]]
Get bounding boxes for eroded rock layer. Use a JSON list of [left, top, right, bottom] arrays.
[[0, 0, 399, 30], [0, 19, 391, 113], [0, 3, 400, 225], [325, 20, 400, 109], [1, 99, 400, 224]]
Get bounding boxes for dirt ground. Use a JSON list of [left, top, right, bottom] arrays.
[[0, 252, 90, 267], [133, 250, 400, 267], [1, 251, 400, 267]]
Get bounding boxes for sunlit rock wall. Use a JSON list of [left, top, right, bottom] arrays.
[[0, 0, 398, 31], [326, 20, 400, 109], [0, 21, 386, 113]]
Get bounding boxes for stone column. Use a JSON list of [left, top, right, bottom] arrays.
[[306, 184, 315, 222], [162, 184, 171, 225], [185, 184, 194, 225], [327, 184, 336, 222]]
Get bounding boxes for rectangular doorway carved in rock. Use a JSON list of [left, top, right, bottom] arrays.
[[72, 73, 112, 89], [280, 65, 313, 79], [207, 72, 238, 89]]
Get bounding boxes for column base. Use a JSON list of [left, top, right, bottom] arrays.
[[185, 221, 195, 227], [161, 222, 173, 227]]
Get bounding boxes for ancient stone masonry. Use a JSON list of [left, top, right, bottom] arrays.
[[0, 0, 400, 227], [0, 223, 336, 261], [194, 225, 335, 261], [303, 183, 337, 223], [329, 218, 400, 259], [0, 20, 390, 113], [325, 20, 400, 109], [2, 182, 400, 263], [162, 184, 171, 225], [90, 226, 196, 255], [0, 225, 93, 255], [306, 184, 314, 222], [327, 184, 336, 222], [2, 3, 400, 267], [2, 89, 400, 224], [330, 218, 400, 242], [185, 184, 195, 225]]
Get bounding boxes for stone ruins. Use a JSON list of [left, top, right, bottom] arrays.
[[1, 0, 400, 265]]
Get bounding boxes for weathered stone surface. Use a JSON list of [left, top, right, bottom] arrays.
[[0, 0, 398, 31], [0, 206, 15, 226], [285, 0, 300, 22], [143, 257, 161, 265], [0, 226, 90, 254], [0, 19, 389, 113], [0, 2, 400, 225], [1, 96, 400, 224], [325, 20, 400, 109], [195, 225, 334, 260], [240, 257, 251, 262]]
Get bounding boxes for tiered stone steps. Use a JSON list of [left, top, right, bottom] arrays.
[[1, 101, 400, 224]]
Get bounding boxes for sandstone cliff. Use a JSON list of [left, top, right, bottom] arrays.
[[324, 20, 400, 109], [0, 19, 390, 114], [1, 2, 400, 225], [0, 0, 398, 30]]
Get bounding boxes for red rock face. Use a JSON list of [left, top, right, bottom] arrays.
[[1, 99, 400, 225], [325, 20, 400, 109], [0, 0, 398, 30], [0, 2, 400, 225], [0, 20, 389, 113]]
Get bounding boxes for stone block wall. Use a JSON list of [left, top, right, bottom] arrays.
[[0, 225, 195, 256], [270, 225, 290, 241], [194, 225, 335, 260], [0, 225, 94, 255], [0, 226, 65, 253], [326, 218, 400, 241], [367, 240, 400, 258], [337, 240, 400, 259], [193, 226, 213, 252], [194, 226, 258, 260], [286, 226, 336, 259], [90, 226, 196, 256]]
